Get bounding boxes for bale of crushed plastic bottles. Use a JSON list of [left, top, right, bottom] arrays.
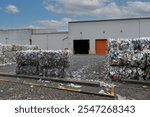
[[108, 38, 150, 52], [108, 37, 150, 81], [109, 66, 145, 80], [0, 43, 39, 65], [16, 50, 71, 77]]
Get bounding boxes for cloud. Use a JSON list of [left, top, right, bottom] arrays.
[[5, 5, 19, 14], [126, 1, 150, 15], [33, 18, 74, 31], [21, 25, 45, 29], [44, 0, 109, 16], [44, 0, 150, 18]]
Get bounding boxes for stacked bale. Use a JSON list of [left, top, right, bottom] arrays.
[[0, 44, 14, 64], [16, 50, 71, 77], [0, 43, 39, 65], [16, 50, 40, 75], [108, 38, 150, 80]]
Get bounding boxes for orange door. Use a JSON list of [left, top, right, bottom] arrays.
[[96, 40, 107, 55]]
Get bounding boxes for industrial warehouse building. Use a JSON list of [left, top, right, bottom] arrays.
[[1, 17, 150, 55], [0, 29, 68, 50]]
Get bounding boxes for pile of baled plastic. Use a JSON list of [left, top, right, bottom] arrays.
[[108, 38, 150, 80], [0, 43, 39, 65], [16, 50, 71, 77]]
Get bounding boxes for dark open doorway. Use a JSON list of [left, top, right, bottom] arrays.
[[73, 40, 89, 54]]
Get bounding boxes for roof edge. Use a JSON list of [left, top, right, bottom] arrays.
[[31, 31, 68, 35], [69, 17, 150, 23]]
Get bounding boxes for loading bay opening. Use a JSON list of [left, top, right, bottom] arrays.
[[73, 40, 89, 54]]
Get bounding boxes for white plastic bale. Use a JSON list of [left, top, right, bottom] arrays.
[[12, 45, 22, 51], [0, 44, 39, 65], [2, 44, 13, 52], [12, 45, 39, 51]]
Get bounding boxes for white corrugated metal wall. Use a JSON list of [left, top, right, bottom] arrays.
[[31, 32, 68, 50]]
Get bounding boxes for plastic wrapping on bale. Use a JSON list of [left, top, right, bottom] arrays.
[[108, 38, 150, 81], [16, 50, 71, 77]]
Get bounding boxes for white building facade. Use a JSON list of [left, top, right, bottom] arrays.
[[68, 17, 150, 54], [0, 29, 68, 50], [31, 31, 68, 50], [0, 29, 31, 45]]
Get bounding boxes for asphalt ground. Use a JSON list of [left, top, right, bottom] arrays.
[[0, 55, 150, 100], [114, 82, 150, 100], [0, 76, 113, 100], [67, 55, 108, 81], [0, 63, 16, 74]]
